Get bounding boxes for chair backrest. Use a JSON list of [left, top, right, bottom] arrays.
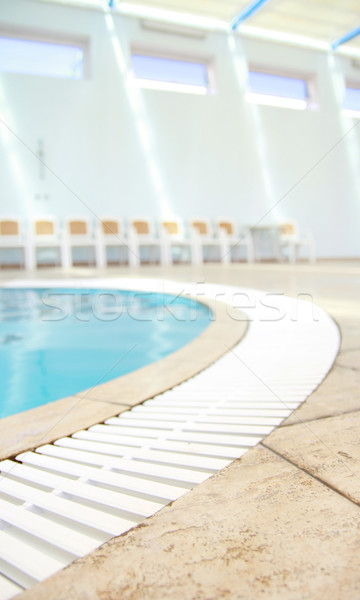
[[162, 221, 179, 235], [162, 219, 187, 238], [34, 219, 55, 236], [280, 222, 296, 237], [101, 220, 120, 235], [191, 220, 209, 236], [68, 220, 88, 235], [0, 220, 19, 236], [131, 220, 150, 235], [217, 220, 237, 236], [218, 222, 233, 235]]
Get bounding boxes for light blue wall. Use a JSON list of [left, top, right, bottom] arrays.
[[0, 0, 359, 257]]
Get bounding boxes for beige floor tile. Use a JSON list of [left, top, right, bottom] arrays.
[[282, 364, 360, 425], [340, 330, 360, 352], [336, 349, 360, 371], [265, 411, 360, 504]]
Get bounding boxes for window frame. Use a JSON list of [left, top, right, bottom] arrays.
[[246, 64, 316, 111], [343, 81, 360, 118], [129, 46, 216, 95], [0, 27, 90, 79]]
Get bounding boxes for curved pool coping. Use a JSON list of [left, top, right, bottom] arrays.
[[0, 279, 248, 460]]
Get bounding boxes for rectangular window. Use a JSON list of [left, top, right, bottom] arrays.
[[0, 36, 84, 79], [130, 53, 211, 95], [246, 70, 310, 110], [344, 86, 360, 117]]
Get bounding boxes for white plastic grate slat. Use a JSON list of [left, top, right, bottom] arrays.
[[0, 574, 23, 600], [73, 429, 245, 458], [115, 413, 281, 429], [37, 444, 210, 485], [72, 431, 238, 470], [163, 430, 263, 446], [0, 497, 105, 556], [16, 452, 188, 501], [55, 436, 230, 471], [140, 402, 294, 413], [0, 461, 139, 535], [142, 398, 301, 408], [0, 279, 340, 599], [148, 439, 247, 458], [93, 423, 263, 447], [0, 529, 66, 583], [121, 410, 284, 425], [105, 416, 274, 435]]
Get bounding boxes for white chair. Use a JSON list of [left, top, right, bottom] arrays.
[[215, 219, 254, 263], [96, 218, 129, 267], [66, 218, 99, 267], [189, 219, 224, 264], [28, 217, 68, 269], [0, 218, 31, 269], [128, 218, 165, 266], [279, 222, 316, 263], [160, 219, 197, 265]]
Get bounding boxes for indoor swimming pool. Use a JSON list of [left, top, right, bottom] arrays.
[[0, 288, 211, 418]]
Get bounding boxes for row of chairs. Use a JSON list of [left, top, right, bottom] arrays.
[[0, 217, 315, 269]]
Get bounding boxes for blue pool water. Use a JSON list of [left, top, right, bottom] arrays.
[[0, 288, 211, 418]]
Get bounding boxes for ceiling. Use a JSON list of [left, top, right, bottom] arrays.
[[41, 0, 360, 51]]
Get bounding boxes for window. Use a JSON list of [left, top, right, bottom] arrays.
[[344, 86, 360, 117], [130, 53, 212, 95], [0, 35, 84, 79], [246, 70, 311, 110]]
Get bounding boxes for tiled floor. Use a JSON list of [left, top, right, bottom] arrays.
[[1, 260, 359, 599]]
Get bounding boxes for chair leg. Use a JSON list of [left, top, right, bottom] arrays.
[[308, 240, 316, 263], [288, 242, 296, 264], [61, 242, 71, 268], [248, 243, 255, 263], [150, 245, 157, 264], [96, 241, 106, 268], [220, 240, 230, 264], [191, 239, 202, 265], [245, 237, 255, 263], [24, 244, 35, 270], [160, 241, 171, 266], [128, 241, 140, 267]]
